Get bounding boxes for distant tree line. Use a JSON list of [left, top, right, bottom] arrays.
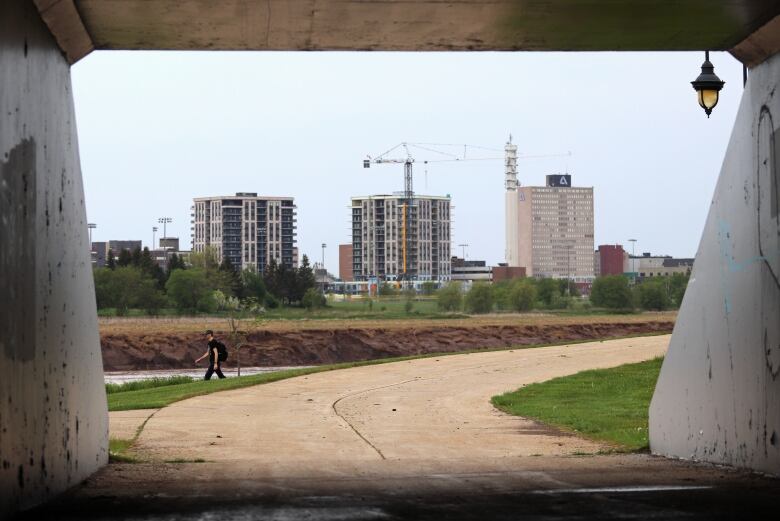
[[93, 246, 317, 315], [435, 273, 689, 314]]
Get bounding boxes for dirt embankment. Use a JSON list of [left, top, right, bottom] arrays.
[[100, 320, 674, 371]]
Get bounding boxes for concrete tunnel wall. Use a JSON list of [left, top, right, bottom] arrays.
[[0, 0, 108, 516], [649, 51, 780, 474]]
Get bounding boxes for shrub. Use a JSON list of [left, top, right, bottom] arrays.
[[213, 290, 240, 311], [535, 278, 561, 307], [420, 281, 437, 296], [165, 269, 212, 312], [465, 283, 494, 314], [378, 282, 398, 297], [508, 280, 536, 312], [302, 288, 326, 310], [590, 275, 633, 310], [637, 280, 671, 311], [437, 282, 463, 312]]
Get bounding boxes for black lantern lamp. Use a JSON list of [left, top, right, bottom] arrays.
[[691, 51, 725, 118]]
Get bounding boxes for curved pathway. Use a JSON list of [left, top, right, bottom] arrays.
[[131, 336, 669, 466]]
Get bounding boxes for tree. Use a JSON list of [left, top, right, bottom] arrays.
[[508, 279, 537, 312], [590, 275, 633, 310], [106, 249, 116, 270], [188, 245, 221, 271], [117, 248, 132, 267], [92, 266, 164, 315], [165, 269, 215, 313], [140, 247, 166, 288], [241, 268, 267, 301], [668, 273, 690, 308], [219, 257, 244, 297], [228, 317, 247, 377], [535, 278, 561, 307], [295, 255, 317, 302], [437, 282, 463, 312], [465, 283, 494, 314], [167, 252, 186, 272], [637, 279, 671, 311], [263, 259, 281, 300], [130, 247, 142, 267]]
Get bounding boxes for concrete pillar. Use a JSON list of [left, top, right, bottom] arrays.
[[0, 0, 108, 516], [649, 52, 780, 474]]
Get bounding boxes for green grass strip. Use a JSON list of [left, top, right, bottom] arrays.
[[106, 375, 195, 394], [491, 357, 664, 452], [107, 332, 670, 412], [108, 437, 137, 463]]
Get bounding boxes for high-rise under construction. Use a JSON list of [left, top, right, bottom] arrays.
[[350, 194, 452, 282]]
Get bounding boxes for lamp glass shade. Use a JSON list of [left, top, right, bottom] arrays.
[[697, 89, 720, 110]]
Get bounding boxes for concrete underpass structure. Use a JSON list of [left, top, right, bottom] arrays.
[[649, 51, 780, 474], [1, 0, 779, 517]]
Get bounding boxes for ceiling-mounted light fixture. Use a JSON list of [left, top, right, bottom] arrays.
[[691, 51, 725, 118]]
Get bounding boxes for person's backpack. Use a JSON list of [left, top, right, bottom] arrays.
[[215, 341, 228, 362]]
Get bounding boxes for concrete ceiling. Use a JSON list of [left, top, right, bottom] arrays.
[[34, 1, 780, 65]]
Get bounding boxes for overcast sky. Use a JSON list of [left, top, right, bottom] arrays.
[[71, 51, 744, 272]]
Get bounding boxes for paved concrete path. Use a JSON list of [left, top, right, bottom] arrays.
[[131, 336, 669, 465], [41, 335, 780, 521]]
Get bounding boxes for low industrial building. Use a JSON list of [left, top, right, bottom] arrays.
[[451, 257, 493, 283]]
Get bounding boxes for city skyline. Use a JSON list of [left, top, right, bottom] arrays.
[[72, 51, 745, 272]]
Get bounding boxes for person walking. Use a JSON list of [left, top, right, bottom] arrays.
[[195, 330, 228, 380]]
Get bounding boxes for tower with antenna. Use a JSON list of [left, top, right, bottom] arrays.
[[505, 135, 520, 266]]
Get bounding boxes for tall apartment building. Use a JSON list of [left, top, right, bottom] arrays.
[[505, 139, 594, 278], [191, 192, 297, 273], [351, 194, 451, 282]]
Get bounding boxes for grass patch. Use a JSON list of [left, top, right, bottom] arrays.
[[164, 458, 207, 464], [491, 357, 664, 452], [105, 375, 195, 394], [108, 438, 138, 463], [107, 333, 670, 412]]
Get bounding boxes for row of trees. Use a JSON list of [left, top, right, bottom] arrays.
[[435, 273, 689, 314], [93, 246, 318, 314], [590, 273, 688, 311]]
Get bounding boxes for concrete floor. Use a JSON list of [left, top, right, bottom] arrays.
[[19, 336, 780, 519]]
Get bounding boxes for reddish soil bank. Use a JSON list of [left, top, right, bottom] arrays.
[[100, 321, 674, 371]]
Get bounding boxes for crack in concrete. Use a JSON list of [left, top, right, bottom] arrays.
[[331, 378, 422, 460]]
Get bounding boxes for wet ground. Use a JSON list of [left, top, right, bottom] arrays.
[[105, 366, 310, 384], [21, 455, 779, 520]]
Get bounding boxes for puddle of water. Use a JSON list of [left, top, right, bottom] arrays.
[[104, 366, 312, 384]]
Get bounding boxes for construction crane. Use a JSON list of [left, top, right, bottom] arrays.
[[363, 141, 571, 283], [363, 143, 417, 282]]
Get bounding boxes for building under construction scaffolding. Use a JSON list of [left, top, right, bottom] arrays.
[[350, 194, 452, 283]]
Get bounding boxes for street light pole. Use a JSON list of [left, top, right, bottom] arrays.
[[87, 223, 96, 245], [321, 243, 327, 294], [458, 243, 469, 260]]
